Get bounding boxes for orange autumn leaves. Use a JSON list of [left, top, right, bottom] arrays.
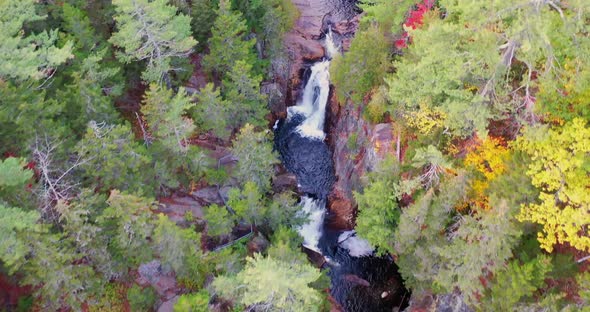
[[460, 137, 509, 211]]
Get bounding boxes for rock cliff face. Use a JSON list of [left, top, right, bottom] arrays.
[[325, 97, 398, 230]]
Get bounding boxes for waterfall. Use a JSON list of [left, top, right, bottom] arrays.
[[296, 196, 325, 253], [286, 28, 374, 258], [287, 28, 340, 141]]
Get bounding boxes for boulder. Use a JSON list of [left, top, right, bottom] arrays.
[[261, 82, 287, 117], [157, 296, 179, 312], [137, 260, 179, 300], [272, 172, 298, 193], [404, 291, 473, 312], [158, 195, 204, 224], [247, 234, 270, 255]]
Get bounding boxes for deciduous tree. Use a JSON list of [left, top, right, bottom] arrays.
[[516, 119, 590, 253]]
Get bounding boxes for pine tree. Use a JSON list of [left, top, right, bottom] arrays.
[[75, 122, 153, 194], [0, 0, 73, 81], [331, 25, 390, 104], [213, 254, 323, 311], [227, 181, 266, 226], [191, 0, 219, 50], [203, 204, 235, 237], [109, 0, 197, 82], [482, 255, 553, 310], [192, 83, 230, 138], [354, 157, 419, 254], [222, 60, 267, 129], [142, 84, 196, 155], [203, 0, 256, 75], [0, 205, 39, 274], [230, 124, 278, 191], [99, 190, 156, 270], [153, 214, 204, 282]]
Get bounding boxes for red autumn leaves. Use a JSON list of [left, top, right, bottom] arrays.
[[395, 0, 435, 49]]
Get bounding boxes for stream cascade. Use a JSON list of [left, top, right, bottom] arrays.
[[275, 25, 408, 312]]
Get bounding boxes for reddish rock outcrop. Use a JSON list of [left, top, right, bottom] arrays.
[[326, 96, 399, 230]]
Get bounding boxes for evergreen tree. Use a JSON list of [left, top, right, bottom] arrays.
[[191, 0, 219, 50], [153, 214, 204, 282], [0, 0, 73, 81], [223, 60, 267, 129], [354, 157, 419, 254], [331, 25, 390, 104], [142, 84, 196, 155], [192, 83, 230, 138], [482, 255, 553, 310], [100, 190, 156, 271], [203, 204, 236, 237], [213, 254, 323, 311], [109, 0, 197, 82], [203, 0, 256, 75], [75, 122, 153, 194], [230, 124, 278, 191]]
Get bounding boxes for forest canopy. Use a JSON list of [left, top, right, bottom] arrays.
[[0, 0, 589, 311]]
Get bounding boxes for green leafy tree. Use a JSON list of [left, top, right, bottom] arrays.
[[231, 124, 278, 191], [0, 0, 73, 81], [203, 204, 236, 237], [109, 0, 197, 82], [174, 289, 210, 312], [203, 0, 256, 75], [482, 255, 553, 311], [213, 254, 323, 311]]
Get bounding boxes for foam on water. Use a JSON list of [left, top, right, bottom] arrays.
[[338, 231, 375, 257], [296, 196, 325, 253], [286, 29, 340, 141]]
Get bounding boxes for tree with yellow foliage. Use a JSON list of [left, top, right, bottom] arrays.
[[463, 137, 509, 210], [516, 118, 590, 252]]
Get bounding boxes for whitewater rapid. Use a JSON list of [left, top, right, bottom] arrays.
[[287, 28, 373, 258]]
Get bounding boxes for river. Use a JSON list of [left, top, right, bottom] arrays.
[[274, 16, 409, 311]]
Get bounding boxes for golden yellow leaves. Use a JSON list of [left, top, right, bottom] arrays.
[[405, 105, 447, 135], [516, 119, 590, 252], [462, 136, 509, 211]]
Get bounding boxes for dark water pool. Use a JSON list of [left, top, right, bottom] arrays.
[[275, 113, 409, 312]]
